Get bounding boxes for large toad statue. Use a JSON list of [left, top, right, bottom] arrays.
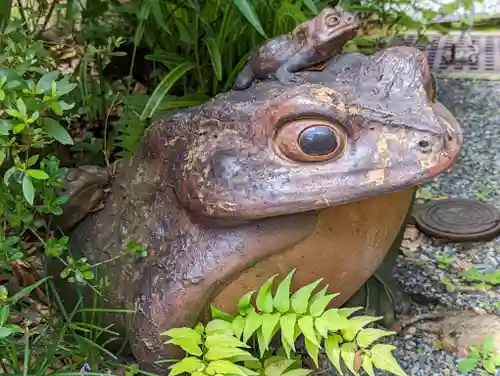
[[54, 43, 462, 373]]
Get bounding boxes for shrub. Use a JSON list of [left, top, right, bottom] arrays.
[[162, 270, 407, 376]]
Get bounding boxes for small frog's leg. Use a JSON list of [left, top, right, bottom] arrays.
[[275, 49, 317, 83]]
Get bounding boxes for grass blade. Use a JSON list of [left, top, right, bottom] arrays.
[[204, 37, 223, 81], [302, 0, 319, 14], [148, 0, 172, 34], [7, 277, 50, 304], [233, 0, 267, 38], [140, 62, 197, 120]]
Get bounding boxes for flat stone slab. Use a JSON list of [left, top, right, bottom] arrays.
[[391, 32, 500, 77], [414, 198, 500, 242]]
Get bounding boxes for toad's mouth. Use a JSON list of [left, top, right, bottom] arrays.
[[329, 23, 361, 38]]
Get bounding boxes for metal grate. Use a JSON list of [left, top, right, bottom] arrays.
[[388, 32, 500, 76]]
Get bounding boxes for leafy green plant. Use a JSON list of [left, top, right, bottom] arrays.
[[162, 270, 407, 376], [460, 267, 500, 286], [437, 253, 455, 270], [457, 334, 500, 374]]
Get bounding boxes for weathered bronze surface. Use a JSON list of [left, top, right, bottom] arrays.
[[233, 6, 360, 90], [60, 46, 463, 372]]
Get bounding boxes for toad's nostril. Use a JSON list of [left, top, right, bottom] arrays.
[[418, 140, 430, 149]]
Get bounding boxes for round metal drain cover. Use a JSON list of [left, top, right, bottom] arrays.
[[414, 199, 500, 242]]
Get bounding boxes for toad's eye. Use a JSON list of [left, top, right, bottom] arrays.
[[274, 119, 346, 162], [326, 15, 340, 27]]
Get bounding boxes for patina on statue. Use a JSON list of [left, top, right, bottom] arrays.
[[54, 33, 462, 374]]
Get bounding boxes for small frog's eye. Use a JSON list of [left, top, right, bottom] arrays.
[[326, 15, 340, 27], [274, 119, 347, 162]]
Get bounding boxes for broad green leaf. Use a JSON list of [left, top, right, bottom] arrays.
[[36, 71, 59, 93], [205, 346, 253, 361], [12, 122, 25, 133], [297, 316, 319, 346], [370, 344, 407, 376], [22, 174, 34, 205], [361, 354, 375, 376], [205, 333, 250, 349], [237, 365, 260, 376], [41, 117, 74, 145], [232, 316, 245, 340], [210, 305, 235, 322], [356, 328, 396, 348], [290, 279, 323, 314], [256, 327, 267, 357], [457, 357, 479, 372], [237, 291, 255, 316], [340, 342, 358, 375], [0, 305, 8, 325], [206, 360, 247, 376], [26, 155, 38, 167], [261, 312, 281, 348], [0, 326, 21, 338], [169, 357, 205, 376], [16, 98, 26, 116], [282, 369, 312, 376], [161, 327, 202, 343], [206, 319, 234, 336], [264, 356, 295, 376], [481, 334, 495, 354], [281, 336, 293, 359], [0, 119, 11, 135], [280, 313, 297, 351], [194, 322, 205, 335], [0, 149, 5, 166], [325, 334, 343, 375], [53, 77, 76, 96], [321, 309, 351, 331], [341, 316, 382, 342], [232, 0, 267, 38], [309, 292, 339, 317], [314, 317, 330, 338], [256, 274, 277, 313], [338, 307, 364, 319], [230, 354, 259, 364], [243, 310, 262, 342], [304, 337, 320, 367], [309, 285, 327, 303], [274, 269, 295, 313], [204, 37, 223, 81], [483, 357, 496, 373], [26, 169, 49, 180], [166, 337, 203, 356], [140, 62, 197, 120]]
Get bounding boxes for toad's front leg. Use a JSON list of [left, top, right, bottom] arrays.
[[131, 211, 317, 374], [275, 49, 317, 84]]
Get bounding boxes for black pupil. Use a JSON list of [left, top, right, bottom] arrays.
[[299, 126, 339, 156]]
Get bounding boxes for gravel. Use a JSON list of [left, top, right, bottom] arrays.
[[390, 80, 500, 376], [324, 79, 500, 376]]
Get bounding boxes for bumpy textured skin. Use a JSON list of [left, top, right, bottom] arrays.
[[60, 46, 463, 373], [233, 6, 361, 90]]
